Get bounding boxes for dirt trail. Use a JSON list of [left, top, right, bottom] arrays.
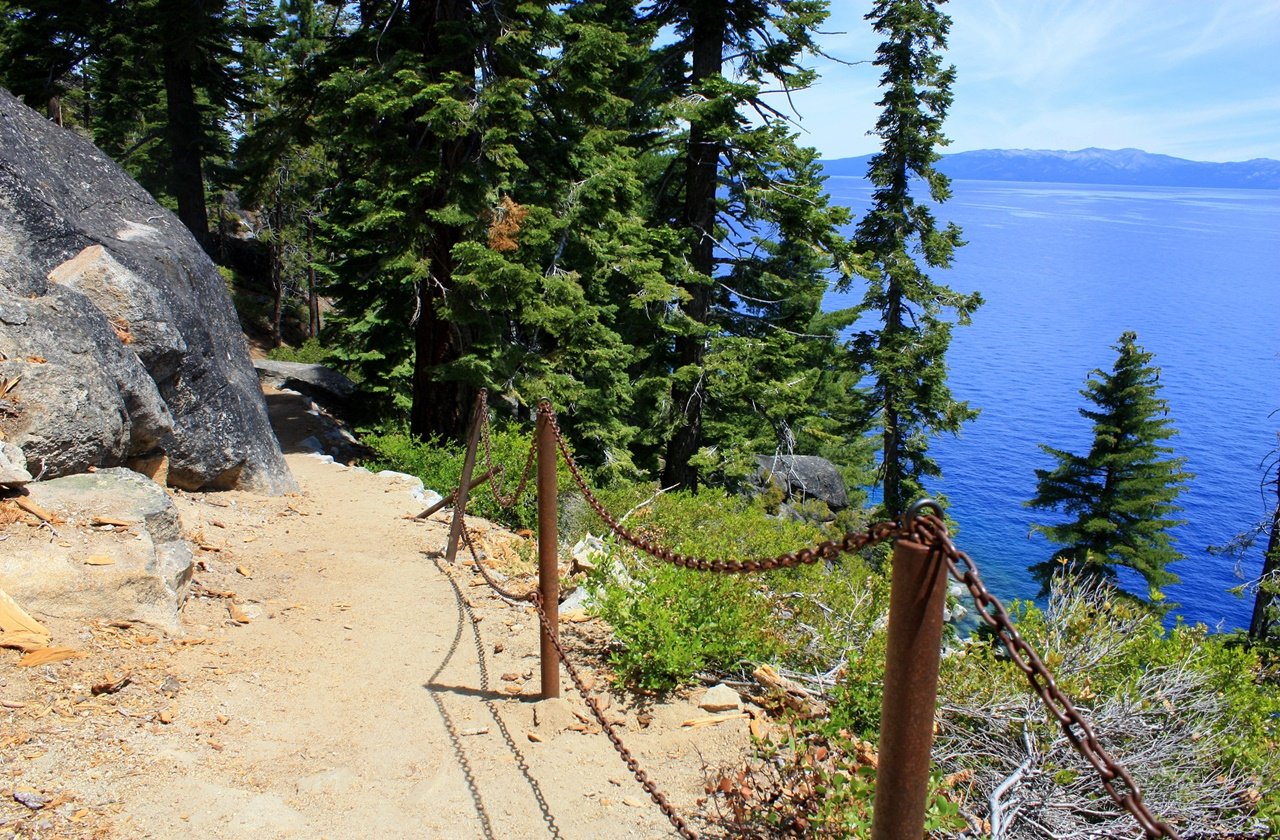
[[0, 389, 754, 839]]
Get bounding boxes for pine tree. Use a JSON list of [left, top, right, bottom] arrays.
[[1209, 435, 1280, 641], [0, 0, 106, 124], [314, 1, 559, 439], [848, 0, 980, 516], [1028, 331, 1191, 599], [637, 0, 858, 489]]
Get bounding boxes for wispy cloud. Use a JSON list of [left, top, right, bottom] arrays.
[[789, 1, 1280, 162]]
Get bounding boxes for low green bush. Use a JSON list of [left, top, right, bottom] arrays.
[[266, 337, 335, 365], [580, 486, 834, 692], [362, 419, 555, 531]]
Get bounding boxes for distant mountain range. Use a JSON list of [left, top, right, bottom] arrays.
[[821, 147, 1280, 189]]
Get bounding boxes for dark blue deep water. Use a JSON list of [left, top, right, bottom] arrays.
[[823, 179, 1280, 630]]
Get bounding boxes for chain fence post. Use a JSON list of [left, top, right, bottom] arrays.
[[536, 402, 560, 698], [445, 390, 486, 565], [871, 511, 948, 840]]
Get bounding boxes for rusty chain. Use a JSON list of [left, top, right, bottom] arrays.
[[453, 483, 699, 838], [907, 512, 1180, 840], [540, 402, 899, 572], [477, 390, 538, 510], [459, 524, 539, 604], [528, 591, 701, 840], [451, 399, 1178, 839]]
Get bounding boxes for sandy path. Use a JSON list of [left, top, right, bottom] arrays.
[[1, 390, 753, 839]]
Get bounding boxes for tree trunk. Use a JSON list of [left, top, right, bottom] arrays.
[[306, 217, 320, 338], [407, 0, 475, 441], [662, 3, 726, 491], [410, 228, 469, 439], [1249, 470, 1280, 640], [881, 270, 904, 514], [160, 9, 210, 243], [269, 233, 284, 348]]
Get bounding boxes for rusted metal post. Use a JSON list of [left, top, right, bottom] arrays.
[[536, 403, 560, 698], [870, 534, 949, 840], [417, 465, 501, 520], [444, 391, 486, 565]]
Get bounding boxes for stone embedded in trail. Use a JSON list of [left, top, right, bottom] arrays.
[[0, 440, 31, 486], [698, 684, 742, 713]]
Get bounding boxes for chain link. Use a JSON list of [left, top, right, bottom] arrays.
[[540, 402, 898, 572], [454, 400, 1179, 840], [909, 514, 1180, 840], [528, 591, 700, 840]]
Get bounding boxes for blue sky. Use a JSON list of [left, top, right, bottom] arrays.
[[785, 1, 1280, 163]]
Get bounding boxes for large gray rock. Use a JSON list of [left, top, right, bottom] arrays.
[[0, 87, 295, 494], [755, 454, 849, 511], [0, 286, 173, 476], [1, 468, 194, 631], [253, 359, 356, 406]]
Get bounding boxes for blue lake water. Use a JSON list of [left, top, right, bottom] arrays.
[[823, 178, 1280, 631]]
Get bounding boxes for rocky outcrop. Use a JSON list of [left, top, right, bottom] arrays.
[[755, 454, 849, 512], [0, 87, 295, 494], [253, 359, 356, 407], [1, 469, 194, 631]]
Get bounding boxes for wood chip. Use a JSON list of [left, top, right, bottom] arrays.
[[680, 712, 750, 728], [14, 496, 56, 523], [227, 603, 251, 624], [526, 731, 543, 743], [91, 674, 132, 696], [158, 706, 176, 724], [18, 646, 89, 667], [0, 630, 52, 652], [84, 555, 115, 566], [235, 565, 253, 578], [92, 516, 137, 527], [0, 590, 51, 636]]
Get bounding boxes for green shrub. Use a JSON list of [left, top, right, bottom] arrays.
[[579, 486, 833, 691], [266, 337, 335, 365], [590, 559, 780, 692], [362, 419, 556, 531]]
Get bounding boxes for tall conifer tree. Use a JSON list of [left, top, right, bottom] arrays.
[[316, 1, 557, 439], [1028, 331, 1191, 598], [848, 0, 980, 515], [640, 0, 858, 489]]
